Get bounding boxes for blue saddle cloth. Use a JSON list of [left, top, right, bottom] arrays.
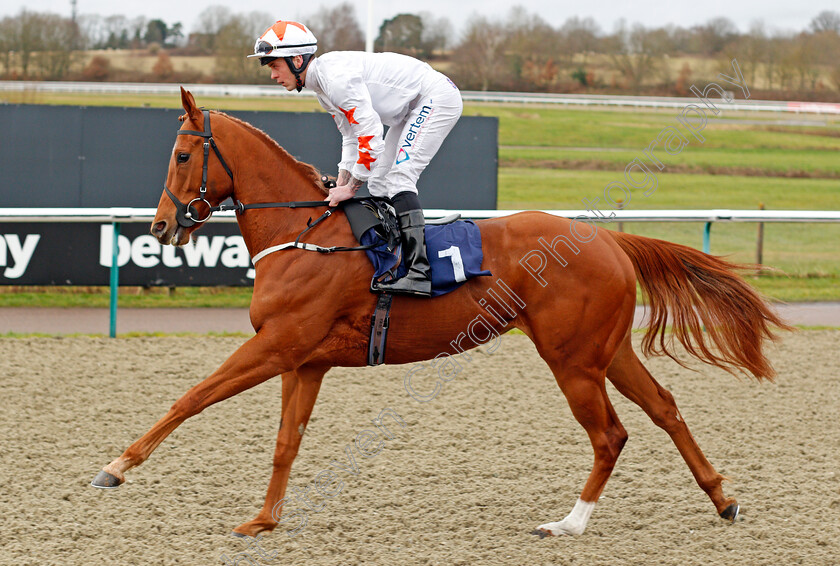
[[360, 220, 491, 297]]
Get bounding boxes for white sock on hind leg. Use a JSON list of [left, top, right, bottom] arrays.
[[537, 498, 596, 536]]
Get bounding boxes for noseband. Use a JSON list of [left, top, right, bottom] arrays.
[[165, 109, 235, 228]]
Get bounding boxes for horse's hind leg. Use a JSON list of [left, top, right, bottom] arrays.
[[233, 364, 326, 537], [534, 360, 628, 537], [606, 334, 739, 521]]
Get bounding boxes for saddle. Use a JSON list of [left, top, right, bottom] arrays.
[[342, 197, 489, 295], [341, 197, 492, 366]]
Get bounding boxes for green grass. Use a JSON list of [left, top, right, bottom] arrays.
[[501, 147, 840, 178], [746, 275, 840, 303], [497, 168, 840, 290], [622, 222, 840, 277], [466, 105, 840, 150], [498, 168, 840, 210], [0, 287, 253, 308]]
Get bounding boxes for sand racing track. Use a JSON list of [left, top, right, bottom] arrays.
[[1, 330, 839, 565]]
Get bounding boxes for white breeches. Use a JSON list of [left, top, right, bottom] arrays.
[[367, 73, 463, 199]]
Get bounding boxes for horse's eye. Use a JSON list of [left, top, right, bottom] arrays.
[[177, 153, 190, 163]]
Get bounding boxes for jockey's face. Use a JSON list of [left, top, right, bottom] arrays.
[[267, 56, 303, 91]]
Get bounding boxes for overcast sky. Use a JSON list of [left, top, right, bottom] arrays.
[[1, 0, 836, 37]]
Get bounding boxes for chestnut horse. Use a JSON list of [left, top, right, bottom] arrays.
[[92, 88, 789, 538]]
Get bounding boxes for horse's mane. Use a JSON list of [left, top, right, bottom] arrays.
[[211, 110, 328, 196]]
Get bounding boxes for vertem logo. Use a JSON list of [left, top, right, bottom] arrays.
[[98, 225, 255, 279]]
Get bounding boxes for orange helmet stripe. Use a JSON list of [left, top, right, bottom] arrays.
[[270, 21, 307, 41]]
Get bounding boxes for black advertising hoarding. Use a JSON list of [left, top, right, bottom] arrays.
[[0, 105, 498, 210], [0, 222, 254, 286]]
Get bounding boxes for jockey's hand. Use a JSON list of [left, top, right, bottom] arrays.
[[326, 174, 363, 207]]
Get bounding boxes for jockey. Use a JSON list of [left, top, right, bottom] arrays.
[[249, 20, 463, 297]]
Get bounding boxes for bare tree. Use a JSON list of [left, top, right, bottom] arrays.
[[668, 25, 694, 54], [33, 13, 80, 79], [306, 2, 364, 53], [560, 16, 602, 67], [0, 10, 81, 79], [77, 14, 106, 50], [193, 6, 234, 53], [774, 34, 797, 90], [0, 16, 17, 76], [127, 16, 148, 48], [644, 26, 677, 86], [788, 32, 821, 90], [830, 64, 840, 92], [504, 7, 563, 89], [808, 15, 840, 74], [213, 11, 271, 83], [13, 10, 43, 78], [692, 17, 739, 56], [4, 10, 51, 79], [810, 10, 840, 34], [762, 31, 783, 90], [606, 22, 665, 92], [374, 13, 424, 54], [450, 15, 508, 90], [735, 20, 768, 88], [418, 12, 453, 58], [196, 5, 234, 34], [102, 15, 130, 49]]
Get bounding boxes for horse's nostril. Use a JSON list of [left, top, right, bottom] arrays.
[[154, 221, 166, 233]]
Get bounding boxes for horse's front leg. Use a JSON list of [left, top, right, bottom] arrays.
[[91, 331, 296, 488], [232, 364, 326, 537]]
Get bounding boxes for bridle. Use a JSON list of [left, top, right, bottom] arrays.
[[164, 109, 330, 229], [164, 109, 234, 228], [164, 110, 378, 261]]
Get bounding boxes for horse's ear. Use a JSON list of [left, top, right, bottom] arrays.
[[180, 86, 201, 123]]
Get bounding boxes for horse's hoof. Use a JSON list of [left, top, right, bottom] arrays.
[[719, 502, 740, 522], [531, 529, 551, 539], [91, 470, 123, 489], [230, 531, 249, 539]]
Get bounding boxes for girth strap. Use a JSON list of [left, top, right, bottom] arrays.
[[368, 293, 394, 366]]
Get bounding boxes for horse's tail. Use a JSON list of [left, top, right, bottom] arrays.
[[609, 231, 793, 380]]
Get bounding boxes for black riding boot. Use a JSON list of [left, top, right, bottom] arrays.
[[374, 192, 432, 297]]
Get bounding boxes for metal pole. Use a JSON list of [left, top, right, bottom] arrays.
[[109, 221, 120, 338], [365, 0, 374, 53], [756, 203, 765, 266], [703, 222, 711, 254]]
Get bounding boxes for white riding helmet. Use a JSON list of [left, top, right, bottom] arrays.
[[248, 20, 318, 60]]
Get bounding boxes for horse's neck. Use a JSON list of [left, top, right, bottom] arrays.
[[222, 121, 327, 253]]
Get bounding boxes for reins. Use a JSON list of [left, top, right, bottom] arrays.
[[167, 110, 379, 263]]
